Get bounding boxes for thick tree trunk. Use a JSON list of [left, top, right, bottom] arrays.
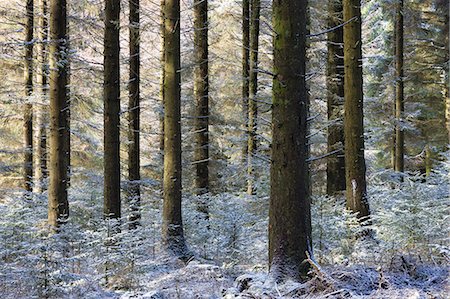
[[326, 0, 346, 195], [242, 0, 250, 162], [246, 0, 260, 195], [128, 0, 140, 228], [394, 0, 404, 173], [269, 0, 312, 280], [24, 0, 34, 194], [343, 0, 370, 219], [48, 0, 69, 227], [103, 0, 121, 219], [162, 0, 188, 257], [194, 0, 209, 199]]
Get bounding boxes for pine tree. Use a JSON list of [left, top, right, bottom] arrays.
[[269, 0, 312, 280], [48, 0, 69, 227], [326, 0, 346, 195], [242, 0, 250, 162], [343, 0, 370, 219], [24, 0, 34, 194], [394, 0, 405, 172], [194, 0, 209, 199], [103, 0, 121, 219], [162, 0, 188, 257], [246, 0, 260, 195], [128, 0, 140, 228], [36, 0, 49, 193]]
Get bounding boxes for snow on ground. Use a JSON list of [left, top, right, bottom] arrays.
[[118, 258, 448, 299]]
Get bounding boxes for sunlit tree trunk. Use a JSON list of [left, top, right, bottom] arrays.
[[103, 0, 121, 219], [343, 0, 370, 219], [162, 0, 188, 257], [24, 0, 34, 194], [326, 0, 346, 195], [48, 0, 69, 227], [247, 0, 260, 195], [128, 0, 140, 228], [194, 0, 209, 200], [269, 0, 312, 280]]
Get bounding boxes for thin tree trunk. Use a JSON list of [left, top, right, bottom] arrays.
[[104, 0, 121, 220], [48, 0, 69, 227], [247, 0, 260, 195], [343, 0, 370, 219], [194, 0, 209, 201], [326, 0, 346, 195], [162, 0, 188, 257], [160, 0, 165, 180], [269, 0, 312, 280], [394, 0, 404, 173], [128, 0, 140, 228], [242, 0, 249, 163], [36, 0, 48, 193], [24, 0, 34, 194]]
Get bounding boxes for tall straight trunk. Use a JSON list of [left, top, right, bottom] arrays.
[[343, 0, 370, 219], [326, 0, 346, 195], [247, 0, 260, 195], [104, 0, 121, 219], [269, 0, 312, 280], [160, 0, 165, 173], [394, 0, 404, 173], [194, 0, 209, 198], [242, 0, 250, 161], [162, 0, 187, 257], [36, 0, 48, 193], [128, 0, 140, 228], [48, 0, 69, 227], [440, 0, 449, 143], [24, 0, 34, 194]]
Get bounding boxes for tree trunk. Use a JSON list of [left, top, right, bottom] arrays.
[[269, 0, 312, 280], [160, 0, 165, 182], [326, 0, 346, 195], [246, 0, 260, 195], [36, 0, 49, 193], [162, 0, 188, 257], [242, 0, 250, 163], [194, 0, 209, 199], [343, 0, 370, 219], [128, 0, 140, 228], [394, 0, 404, 173], [48, 0, 69, 227], [104, 0, 121, 219], [24, 0, 34, 194]]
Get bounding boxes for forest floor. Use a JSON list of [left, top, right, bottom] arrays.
[[117, 255, 448, 299]]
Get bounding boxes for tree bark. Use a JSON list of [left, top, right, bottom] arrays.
[[269, 0, 312, 280], [128, 0, 140, 228], [194, 0, 209, 199], [242, 0, 249, 163], [48, 0, 69, 227], [343, 0, 370, 219], [24, 0, 34, 194], [394, 0, 404, 173], [246, 0, 260, 195], [160, 0, 165, 181], [162, 0, 188, 257], [36, 0, 48, 193], [103, 0, 121, 219], [326, 0, 346, 195]]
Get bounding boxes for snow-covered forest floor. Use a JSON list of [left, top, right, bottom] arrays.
[[1, 164, 449, 298]]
